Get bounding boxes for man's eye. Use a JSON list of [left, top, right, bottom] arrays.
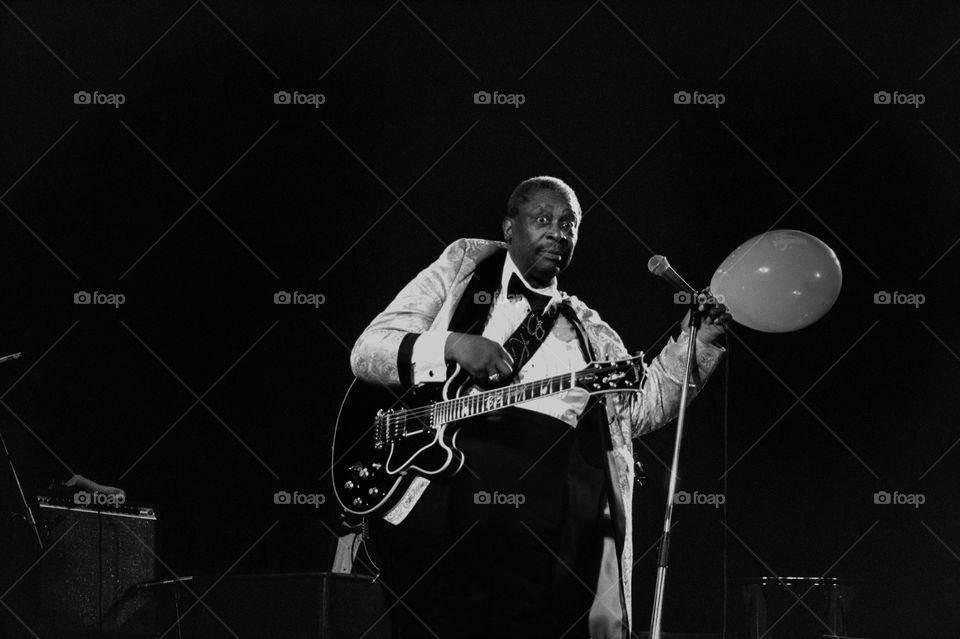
[[537, 216, 549, 224]]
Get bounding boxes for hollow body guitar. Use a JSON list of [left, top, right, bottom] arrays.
[[332, 355, 646, 516]]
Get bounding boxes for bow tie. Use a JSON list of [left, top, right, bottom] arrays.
[[507, 273, 554, 313]]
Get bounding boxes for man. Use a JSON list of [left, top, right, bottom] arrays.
[[349, 176, 729, 638]]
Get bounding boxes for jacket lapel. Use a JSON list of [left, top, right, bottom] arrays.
[[447, 247, 507, 334]]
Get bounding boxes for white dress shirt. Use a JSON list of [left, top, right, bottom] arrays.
[[410, 252, 590, 427]]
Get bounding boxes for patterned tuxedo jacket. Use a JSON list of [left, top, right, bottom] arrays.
[[350, 238, 724, 636]]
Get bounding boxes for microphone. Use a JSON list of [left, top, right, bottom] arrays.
[[647, 255, 697, 295]]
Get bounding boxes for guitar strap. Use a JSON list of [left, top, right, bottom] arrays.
[[489, 306, 562, 388]]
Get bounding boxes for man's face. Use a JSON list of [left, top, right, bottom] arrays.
[[503, 188, 581, 287]]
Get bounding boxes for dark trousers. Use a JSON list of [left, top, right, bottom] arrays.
[[372, 406, 609, 639]]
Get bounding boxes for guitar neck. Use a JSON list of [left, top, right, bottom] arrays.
[[428, 370, 583, 425]]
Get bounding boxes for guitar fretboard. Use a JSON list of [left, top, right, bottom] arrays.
[[429, 370, 579, 425]]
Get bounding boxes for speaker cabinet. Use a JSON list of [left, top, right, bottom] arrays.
[[30, 497, 157, 637], [155, 572, 391, 639]]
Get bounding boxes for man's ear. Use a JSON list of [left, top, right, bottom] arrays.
[[502, 216, 513, 243]]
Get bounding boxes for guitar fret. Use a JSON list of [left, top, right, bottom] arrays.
[[429, 359, 635, 426]]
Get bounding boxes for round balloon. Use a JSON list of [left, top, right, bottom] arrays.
[[710, 230, 842, 332]]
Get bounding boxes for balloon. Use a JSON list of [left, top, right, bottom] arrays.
[[710, 230, 842, 333]]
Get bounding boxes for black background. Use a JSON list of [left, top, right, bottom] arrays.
[[2, 1, 959, 636]]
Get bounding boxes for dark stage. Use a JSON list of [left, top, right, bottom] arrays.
[[2, 1, 959, 637]]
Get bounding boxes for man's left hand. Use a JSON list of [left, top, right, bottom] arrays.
[[681, 289, 732, 346]]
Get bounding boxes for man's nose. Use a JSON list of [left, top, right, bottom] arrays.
[[546, 222, 570, 243]]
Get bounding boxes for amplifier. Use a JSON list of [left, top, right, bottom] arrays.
[[28, 494, 158, 637], [154, 572, 391, 639]]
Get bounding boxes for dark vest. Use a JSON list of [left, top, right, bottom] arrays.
[[446, 247, 627, 601], [395, 247, 627, 559]]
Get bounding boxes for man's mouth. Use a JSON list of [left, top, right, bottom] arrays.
[[538, 249, 564, 263]]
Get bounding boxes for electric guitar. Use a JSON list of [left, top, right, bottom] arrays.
[[331, 355, 646, 516]]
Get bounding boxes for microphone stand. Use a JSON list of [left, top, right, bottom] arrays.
[[0, 352, 42, 551], [649, 301, 701, 639]]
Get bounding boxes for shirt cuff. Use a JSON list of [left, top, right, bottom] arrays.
[[680, 326, 727, 353], [412, 331, 451, 384]]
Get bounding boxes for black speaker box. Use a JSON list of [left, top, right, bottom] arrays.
[[9, 497, 159, 638], [157, 572, 391, 639]]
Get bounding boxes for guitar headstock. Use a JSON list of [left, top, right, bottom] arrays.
[[578, 353, 646, 394]]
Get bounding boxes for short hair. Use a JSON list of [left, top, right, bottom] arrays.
[[506, 176, 581, 219]]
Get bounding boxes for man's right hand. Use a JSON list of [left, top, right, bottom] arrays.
[[444, 333, 514, 382]]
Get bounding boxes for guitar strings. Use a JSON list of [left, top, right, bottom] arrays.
[[383, 360, 641, 425]]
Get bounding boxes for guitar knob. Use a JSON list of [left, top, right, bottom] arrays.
[[352, 498, 363, 508], [349, 463, 370, 479], [344, 481, 355, 490], [368, 487, 379, 496], [371, 462, 382, 470]]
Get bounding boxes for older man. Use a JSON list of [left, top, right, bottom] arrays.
[[350, 176, 728, 638]]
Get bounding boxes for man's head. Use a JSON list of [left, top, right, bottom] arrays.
[[503, 176, 582, 288]]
